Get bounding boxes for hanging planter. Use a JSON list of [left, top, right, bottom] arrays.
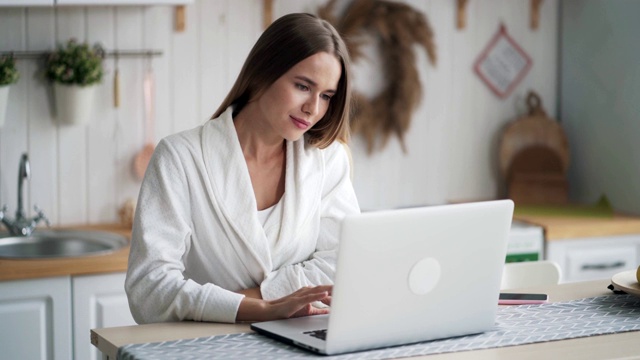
[[53, 83, 97, 125], [0, 85, 10, 128], [0, 54, 20, 128], [46, 39, 104, 126]]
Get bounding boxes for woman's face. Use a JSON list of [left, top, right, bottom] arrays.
[[255, 51, 342, 142]]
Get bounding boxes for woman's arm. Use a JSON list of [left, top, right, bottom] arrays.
[[126, 138, 246, 324], [237, 287, 263, 299]]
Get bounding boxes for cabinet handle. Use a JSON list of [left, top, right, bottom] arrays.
[[581, 261, 626, 271]]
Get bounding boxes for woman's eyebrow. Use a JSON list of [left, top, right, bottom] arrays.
[[294, 75, 316, 86], [294, 75, 336, 94]]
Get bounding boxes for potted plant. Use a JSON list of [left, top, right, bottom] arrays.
[[46, 39, 104, 125], [0, 54, 19, 128]]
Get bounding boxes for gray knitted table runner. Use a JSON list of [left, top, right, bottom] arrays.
[[117, 294, 640, 360]]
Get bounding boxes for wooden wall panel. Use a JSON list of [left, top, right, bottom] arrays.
[[464, 0, 504, 201], [143, 6, 172, 141], [86, 7, 117, 223], [198, 0, 229, 122], [223, 0, 262, 92], [170, 1, 198, 133], [421, 0, 453, 206], [446, 0, 480, 204], [0, 9, 29, 220], [26, 7, 57, 224], [534, 0, 558, 116], [55, 7, 88, 225], [113, 6, 144, 210], [0, 0, 560, 225]]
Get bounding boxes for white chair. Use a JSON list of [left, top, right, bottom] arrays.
[[500, 260, 562, 290]]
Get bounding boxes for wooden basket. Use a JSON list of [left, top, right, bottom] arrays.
[[499, 91, 570, 205]]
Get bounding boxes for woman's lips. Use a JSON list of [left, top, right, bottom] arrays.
[[291, 116, 310, 130]]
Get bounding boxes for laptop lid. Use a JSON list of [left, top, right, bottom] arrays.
[[252, 200, 514, 355]]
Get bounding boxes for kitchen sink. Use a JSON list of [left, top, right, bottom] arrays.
[[0, 230, 128, 259]]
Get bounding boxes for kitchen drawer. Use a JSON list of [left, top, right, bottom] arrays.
[[547, 234, 640, 283], [566, 245, 636, 282]]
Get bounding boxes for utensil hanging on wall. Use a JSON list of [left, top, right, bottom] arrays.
[[132, 59, 156, 180]]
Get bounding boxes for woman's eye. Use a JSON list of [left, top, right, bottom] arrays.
[[295, 83, 309, 91], [321, 94, 332, 101]]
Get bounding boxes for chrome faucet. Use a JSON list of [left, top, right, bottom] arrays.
[[0, 153, 50, 236]]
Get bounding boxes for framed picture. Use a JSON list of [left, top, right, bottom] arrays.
[[474, 24, 532, 98]]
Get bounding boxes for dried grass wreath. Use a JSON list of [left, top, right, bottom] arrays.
[[318, 0, 437, 153]]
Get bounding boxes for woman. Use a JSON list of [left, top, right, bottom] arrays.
[[125, 13, 360, 324]]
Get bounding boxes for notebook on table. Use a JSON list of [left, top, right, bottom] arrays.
[[251, 200, 514, 355]]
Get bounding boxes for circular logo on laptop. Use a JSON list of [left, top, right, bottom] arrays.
[[408, 257, 441, 295]]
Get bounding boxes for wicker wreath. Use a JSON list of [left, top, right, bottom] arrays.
[[318, 0, 437, 153]]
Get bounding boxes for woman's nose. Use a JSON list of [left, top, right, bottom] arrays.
[[302, 96, 319, 116]]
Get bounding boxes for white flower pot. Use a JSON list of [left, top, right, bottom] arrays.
[[54, 83, 96, 126], [0, 85, 9, 128]]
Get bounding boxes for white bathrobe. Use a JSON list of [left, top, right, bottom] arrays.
[[125, 107, 360, 324]]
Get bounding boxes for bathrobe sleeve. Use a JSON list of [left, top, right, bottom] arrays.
[[125, 138, 245, 324], [259, 142, 360, 300]]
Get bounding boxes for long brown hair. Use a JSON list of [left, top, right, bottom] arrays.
[[212, 13, 352, 148]]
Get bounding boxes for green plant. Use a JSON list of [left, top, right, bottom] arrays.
[[46, 39, 105, 86], [0, 54, 19, 86]]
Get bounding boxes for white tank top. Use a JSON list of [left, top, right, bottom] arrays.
[[257, 197, 284, 249]]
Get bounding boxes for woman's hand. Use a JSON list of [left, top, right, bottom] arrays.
[[236, 285, 332, 322]]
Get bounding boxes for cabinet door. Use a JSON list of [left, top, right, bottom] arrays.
[[547, 234, 640, 282], [0, 276, 72, 360], [73, 272, 136, 360]]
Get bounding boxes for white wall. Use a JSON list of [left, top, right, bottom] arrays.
[[0, 0, 559, 226], [561, 0, 640, 215]]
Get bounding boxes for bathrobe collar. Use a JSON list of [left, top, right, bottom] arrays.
[[201, 107, 323, 279]]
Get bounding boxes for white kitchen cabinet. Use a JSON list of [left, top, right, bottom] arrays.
[[0, 276, 73, 360], [547, 234, 640, 283], [73, 272, 136, 360], [0, 272, 133, 360]]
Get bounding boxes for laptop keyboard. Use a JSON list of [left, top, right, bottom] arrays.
[[303, 329, 327, 341]]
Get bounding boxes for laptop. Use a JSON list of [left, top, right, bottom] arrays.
[[251, 200, 514, 355]]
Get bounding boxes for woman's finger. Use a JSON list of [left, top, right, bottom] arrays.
[[277, 286, 330, 303], [292, 285, 331, 296], [297, 291, 328, 305], [313, 285, 332, 295], [282, 292, 328, 316], [266, 285, 333, 319], [319, 296, 331, 306]]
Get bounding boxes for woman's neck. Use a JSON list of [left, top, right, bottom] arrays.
[[234, 104, 284, 162]]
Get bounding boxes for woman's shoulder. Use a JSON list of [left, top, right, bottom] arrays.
[[300, 137, 346, 156], [158, 124, 206, 155], [298, 139, 351, 173], [319, 141, 351, 163]]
